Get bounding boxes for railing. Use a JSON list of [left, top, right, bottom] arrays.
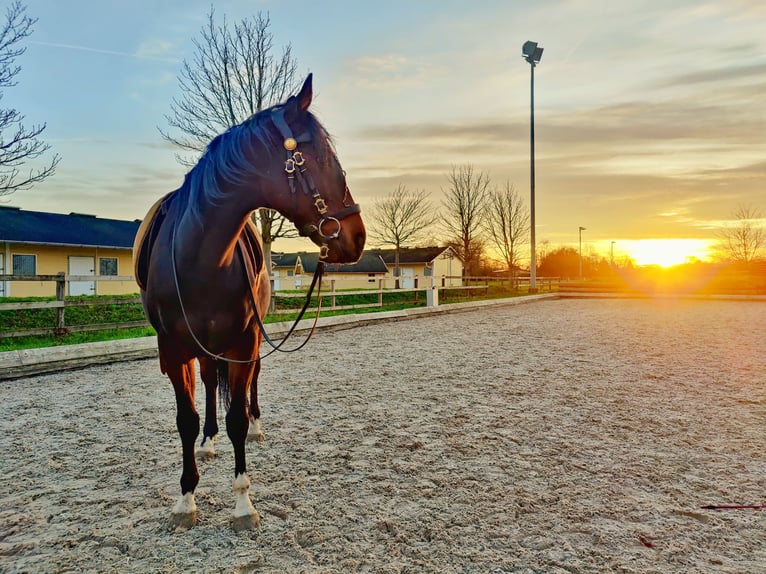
[[270, 275, 560, 315], [0, 273, 145, 338], [0, 273, 561, 340]]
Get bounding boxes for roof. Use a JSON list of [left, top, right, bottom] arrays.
[[0, 206, 140, 249], [273, 251, 389, 274], [272, 246, 453, 274], [370, 246, 452, 265]]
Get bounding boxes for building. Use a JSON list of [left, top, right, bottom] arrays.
[[272, 246, 462, 290], [271, 250, 389, 290], [372, 246, 462, 288], [0, 206, 140, 297]]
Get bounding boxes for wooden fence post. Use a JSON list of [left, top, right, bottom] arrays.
[[378, 278, 384, 307], [55, 272, 66, 333], [331, 280, 336, 309]]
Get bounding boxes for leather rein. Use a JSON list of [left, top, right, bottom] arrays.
[[170, 107, 360, 364]]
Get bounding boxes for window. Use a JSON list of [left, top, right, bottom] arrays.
[[12, 254, 35, 276], [368, 273, 376, 283], [287, 270, 294, 277], [99, 257, 118, 276]]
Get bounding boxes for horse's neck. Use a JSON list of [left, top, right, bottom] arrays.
[[177, 202, 257, 270]]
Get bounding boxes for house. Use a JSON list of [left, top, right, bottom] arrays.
[[0, 206, 140, 298], [271, 246, 462, 290], [271, 250, 389, 290], [371, 246, 463, 287]]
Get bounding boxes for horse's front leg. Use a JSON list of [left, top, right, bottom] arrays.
[[226, 362, 261, 531], [197, 358, 219, 459], [247, 357, 265, 443], [166, 358, 200, 528]]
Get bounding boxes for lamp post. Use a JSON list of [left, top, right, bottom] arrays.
[[522, 40, 543, 292], [578, 226, 586, 279], [611, 241, 616, 267]]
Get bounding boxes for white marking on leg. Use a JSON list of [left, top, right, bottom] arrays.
[[172, 492, 197, 515], [232, 473, 257, 518], [197, 435, 217, 458], [248, 417, 265, 443]]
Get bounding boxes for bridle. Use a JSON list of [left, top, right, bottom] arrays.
[[169, 106, 361, 364], [270, 107, 361, 260]]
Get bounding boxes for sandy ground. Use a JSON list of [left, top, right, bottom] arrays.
[[0, 298, 764, 574]]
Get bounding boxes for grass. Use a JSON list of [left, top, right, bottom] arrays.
[[0, 326, 157, 352]]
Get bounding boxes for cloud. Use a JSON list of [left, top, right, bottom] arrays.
[[340, 53, 442, 92], [657, 61, 766, 88]]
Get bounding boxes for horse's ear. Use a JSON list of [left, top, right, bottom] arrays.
[[297, 74, 313, 113]]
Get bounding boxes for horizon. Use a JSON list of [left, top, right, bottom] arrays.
[[3, 0, 766, 266]]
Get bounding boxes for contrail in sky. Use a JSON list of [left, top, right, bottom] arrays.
[[29, 40, 178, 63]]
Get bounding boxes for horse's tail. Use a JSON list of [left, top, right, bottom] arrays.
[[216, 360, 231, 412]]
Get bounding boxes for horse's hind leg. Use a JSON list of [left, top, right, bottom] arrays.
[[248, 358, 265, 443], [166, 358, 200, 528], [197, 357, 219, 459]]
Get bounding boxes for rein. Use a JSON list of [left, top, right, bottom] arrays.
[[170, 221, 326, 364], [250, 260, 326, 357]]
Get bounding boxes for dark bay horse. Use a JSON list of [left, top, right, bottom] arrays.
[[134, 75, 365, 530]]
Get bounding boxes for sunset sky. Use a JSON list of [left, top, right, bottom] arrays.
[[5, 0, 766, 266]]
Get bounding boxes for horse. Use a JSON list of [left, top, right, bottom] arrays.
[[133, 74, 365, 530]]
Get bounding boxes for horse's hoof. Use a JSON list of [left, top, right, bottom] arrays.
[[170, 511, 197, 530], [247, 418, 265, 444], [247, 431, 265, 444], [231, 511, 261, 531], [197, 436, 217, 459], [197, 444, 216, 460], [171, 492, 197, 530]]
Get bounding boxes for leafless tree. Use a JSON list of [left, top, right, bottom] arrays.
[[484, 181, 529, 284], [369, 184, 437, 284], [159, 8, 300, 272], [0, 1, 59, 197], [441, 164, 490, 276], [716, 204, 764, 263]]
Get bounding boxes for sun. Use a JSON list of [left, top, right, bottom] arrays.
[[622, 239, 712, 267]]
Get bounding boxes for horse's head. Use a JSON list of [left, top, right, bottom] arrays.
[[264, 75, 365, 264]]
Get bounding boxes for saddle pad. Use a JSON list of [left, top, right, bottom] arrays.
[[133, 192, 174, 291]]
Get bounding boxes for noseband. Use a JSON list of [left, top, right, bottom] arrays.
[[271, 108, 361, 259]]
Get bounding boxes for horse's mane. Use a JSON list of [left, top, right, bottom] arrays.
[[176, 98, 335, 225]]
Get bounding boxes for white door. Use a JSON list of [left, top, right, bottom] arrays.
[[68, 256, 96, 296], [272, 269, 281, 291], [401, 267, 415, 289]]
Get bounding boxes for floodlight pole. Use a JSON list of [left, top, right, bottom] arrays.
[[579, 226, 587, 279], [523, 41, 542, 293]]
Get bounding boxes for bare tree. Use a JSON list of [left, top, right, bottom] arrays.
[[369, 184, 437, 285], [0, 1, 60, 197], [485, 181, 529, 284], [716, 204, 764, 263], [159, 8, 300, 272], [441, 164, 490, 276]]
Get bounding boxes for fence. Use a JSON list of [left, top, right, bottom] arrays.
[[0, 273, 560, 340], [0, 273, 145, 338]]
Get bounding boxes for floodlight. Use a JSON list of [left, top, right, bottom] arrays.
[[522, 41, 538, 58], [522, 41, 543, 65]]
